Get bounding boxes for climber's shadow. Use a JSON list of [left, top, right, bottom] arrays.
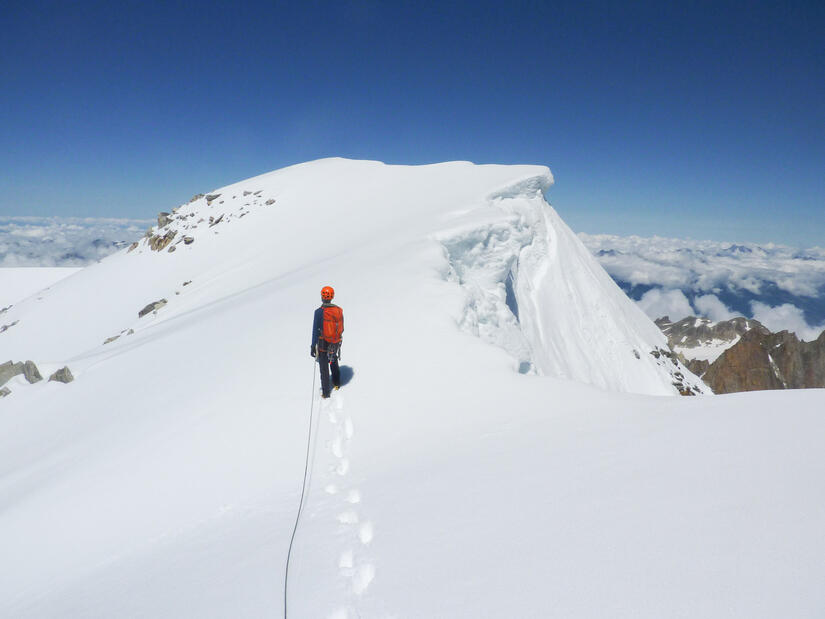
[[338, 365, 355, 387]]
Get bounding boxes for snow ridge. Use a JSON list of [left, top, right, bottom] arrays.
[[437, 172, 706, 394]]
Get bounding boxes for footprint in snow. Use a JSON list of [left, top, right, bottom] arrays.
[[358, 521, 374, 545], [337, 510, 359, 525], [352, 564, 376, 596], [338, 550, 354, 569], [331, 435, 345, 458], [335, 458, 349, 476]]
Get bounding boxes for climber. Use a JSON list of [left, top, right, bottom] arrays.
[[311, 286, 344, 398]]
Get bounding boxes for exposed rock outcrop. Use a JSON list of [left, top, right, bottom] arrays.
[[148, 230, 177, 251], [1, 360, 43, 387], [49, 367, 74, 383], [138, 299, 167, 318], [685, 358, 710, 377], [648, 347, 703, 395], [0, 386, 10, 397], [23, 360, 42, 383], [703, 329, 825, 393], [0, 361, 22, 387], [157, 212, 172, 228]]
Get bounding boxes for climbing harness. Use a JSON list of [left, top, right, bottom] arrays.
[[283, 361, 317, 618]]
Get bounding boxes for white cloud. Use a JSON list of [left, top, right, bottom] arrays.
[[0, 216, 151, 267], [694, 294, 737, 322], [751, 302, 825, 342], [580, 233, 825, 298], [581, 232, 825, 336], [637, 288, 694, 321]]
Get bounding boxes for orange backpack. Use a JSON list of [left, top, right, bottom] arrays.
[[321, 305, 344, 343]]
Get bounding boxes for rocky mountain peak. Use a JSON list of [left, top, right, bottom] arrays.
[[656, 315, 769, 353], [657, 316, 825, 394]]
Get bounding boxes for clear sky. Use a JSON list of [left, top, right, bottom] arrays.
[[2, 1, 823, 246]]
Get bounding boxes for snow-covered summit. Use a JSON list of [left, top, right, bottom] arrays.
[[1, 158, 702, 395]]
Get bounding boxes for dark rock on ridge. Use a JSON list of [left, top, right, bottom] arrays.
[[138, 299, 167, 318], [1, 320, 20, 334], [647, 347, 703, 395]]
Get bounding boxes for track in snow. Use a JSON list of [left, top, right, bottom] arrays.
[[318, 392, 376, 618]]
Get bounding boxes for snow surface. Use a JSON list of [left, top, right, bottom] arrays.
[[0, 267, 81, 309], [674, 335, 741, 363], [2, 159, 823, 618]]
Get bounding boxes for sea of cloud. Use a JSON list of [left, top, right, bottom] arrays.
[[0, 216, 151, 267], [580, 233, 825, 341]]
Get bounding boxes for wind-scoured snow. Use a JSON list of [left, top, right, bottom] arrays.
[[1, 159, 823, 618]]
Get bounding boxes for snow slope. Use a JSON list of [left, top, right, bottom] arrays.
[[1, 159, 823, 618], [0, 267, 81, 310]]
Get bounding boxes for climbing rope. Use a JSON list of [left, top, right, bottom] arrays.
[[283, 360, 317, 618]]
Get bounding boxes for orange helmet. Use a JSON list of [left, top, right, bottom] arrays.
[[321, 286, 335, 301]]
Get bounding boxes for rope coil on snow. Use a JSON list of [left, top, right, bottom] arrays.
[[284, 361, 317, 618]]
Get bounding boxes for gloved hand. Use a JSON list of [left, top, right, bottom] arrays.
[[310, 344, 316, 358]]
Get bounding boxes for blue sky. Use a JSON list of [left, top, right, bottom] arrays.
[[2, 1, 823, 246]]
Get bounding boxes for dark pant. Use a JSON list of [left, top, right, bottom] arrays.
[[318, 349, 340, 397]]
